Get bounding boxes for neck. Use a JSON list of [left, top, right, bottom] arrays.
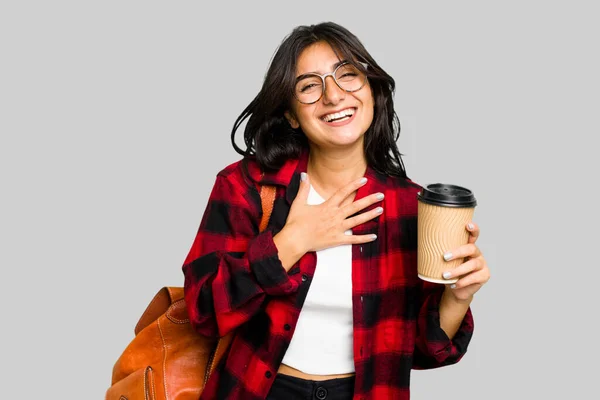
[[306, 143, 367, 197]]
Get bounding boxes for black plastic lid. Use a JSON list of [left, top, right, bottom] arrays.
[[417, 183, 477, 208]]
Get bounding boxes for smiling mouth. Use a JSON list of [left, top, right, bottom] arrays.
[[320, 107, 356, 123]]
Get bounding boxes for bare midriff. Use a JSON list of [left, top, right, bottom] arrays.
[[277, 363, 355, 381]]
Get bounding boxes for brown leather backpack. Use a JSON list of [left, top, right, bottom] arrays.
[[106, 185, 277, 400]]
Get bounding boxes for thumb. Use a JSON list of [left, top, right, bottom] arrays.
[[296, 172, 310, 202]]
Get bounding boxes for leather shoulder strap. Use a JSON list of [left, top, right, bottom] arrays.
[[258, 185, 276, 232]]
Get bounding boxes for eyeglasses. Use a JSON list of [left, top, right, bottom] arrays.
[[294, 61, 369, 105]]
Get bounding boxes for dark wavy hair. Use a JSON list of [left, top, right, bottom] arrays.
[[231, 21, 407, 178]]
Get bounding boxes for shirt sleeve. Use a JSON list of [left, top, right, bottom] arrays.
[[182, 173, 300, 338], [412, 280, 474, 369]]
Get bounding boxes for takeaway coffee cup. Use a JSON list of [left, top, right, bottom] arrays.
[[417, 183, 477, 284]]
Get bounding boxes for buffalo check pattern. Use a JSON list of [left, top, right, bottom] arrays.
[[182, 150, 474, 400]]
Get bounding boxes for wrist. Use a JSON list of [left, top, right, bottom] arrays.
[[273, 226, 306, 271], [439, 288, 472, 340], [283, 224, 308, 254]]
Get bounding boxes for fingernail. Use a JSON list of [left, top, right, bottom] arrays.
[[301, 172, 307, 181], [360, 177, 368, 185], [468, 223, 475, 230], [375, 207, 383, 214], [371, 234, 377, 240], [443, 271, 452, 279], [376, 193, 384, 200], [443, 252, 453, 261], [450, 284, 457, 289]]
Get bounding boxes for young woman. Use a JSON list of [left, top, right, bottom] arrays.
[[182, 21, 490, 400]]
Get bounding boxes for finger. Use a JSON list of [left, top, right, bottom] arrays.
[[449, 268, 490, 289], [442, 257, 483, 280], [449, 281, 482, 295], [341, 192, 384, 217], [443, 243, 481, 262], [344, 233, 378, 245], [467, 221, 480, 244], [342, 206, 383, 230], [296, 172, 311, 202], [328, 177, 368, 206]]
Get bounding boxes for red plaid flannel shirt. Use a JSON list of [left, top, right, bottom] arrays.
[[182, 150, 474, 399]]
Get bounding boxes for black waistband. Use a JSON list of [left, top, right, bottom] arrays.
[[276, 373, 355, 387], [271, 373, 355, 399]]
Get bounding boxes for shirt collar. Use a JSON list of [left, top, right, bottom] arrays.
[[249, 148, 386, 205]]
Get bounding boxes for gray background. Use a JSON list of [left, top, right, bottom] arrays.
[[1, 1, 598, 398]]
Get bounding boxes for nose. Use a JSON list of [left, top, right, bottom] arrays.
[[322, 75, 345, 105]]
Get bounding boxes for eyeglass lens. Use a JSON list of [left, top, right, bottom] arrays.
[[295, 63, 366, 104]]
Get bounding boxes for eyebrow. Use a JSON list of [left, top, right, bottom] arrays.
[[295, 60, 347, 82]]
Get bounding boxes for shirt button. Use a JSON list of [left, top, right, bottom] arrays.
[[315, 386, 328, 399], [265, 371, 272, 379], [284, 324, 291, 331], [301, 274, 308, 282]]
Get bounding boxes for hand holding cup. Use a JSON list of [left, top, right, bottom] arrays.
[[441, 221, 491, 302]]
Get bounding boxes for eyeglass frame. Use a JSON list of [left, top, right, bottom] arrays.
[[292, 61, 370, 105]]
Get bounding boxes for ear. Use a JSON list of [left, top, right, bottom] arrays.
[[284, 111, 300, 129]]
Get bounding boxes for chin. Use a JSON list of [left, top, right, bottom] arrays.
[[325, 131, 365, 148]]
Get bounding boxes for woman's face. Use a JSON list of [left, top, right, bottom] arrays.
[[285, 41, 374, 151]]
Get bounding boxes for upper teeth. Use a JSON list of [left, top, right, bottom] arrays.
[[322, 108, 355, 122]]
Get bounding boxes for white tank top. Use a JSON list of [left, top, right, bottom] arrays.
[[280, 184, 355, 374]]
